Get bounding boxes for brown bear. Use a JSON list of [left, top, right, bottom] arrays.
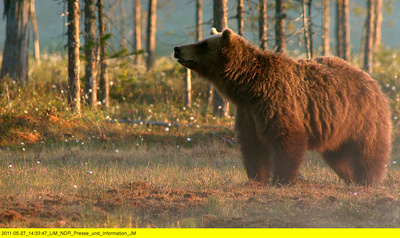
[[174, 28, 391, 186]]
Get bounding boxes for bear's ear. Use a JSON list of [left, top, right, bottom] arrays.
[[210, 28, 219, 35], [222, 29, 234, 44]]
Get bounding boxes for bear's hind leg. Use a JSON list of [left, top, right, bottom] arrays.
[[322, 147, 354, 184], [351, 142, 390, 186], [323, 139, 390, 186]]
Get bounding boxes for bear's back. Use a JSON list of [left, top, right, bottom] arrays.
[[296, 57, 390, 151]]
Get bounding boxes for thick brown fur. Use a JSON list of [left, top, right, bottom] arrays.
[[174, 29, 391, 186]]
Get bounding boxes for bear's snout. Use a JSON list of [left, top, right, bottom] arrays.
[[174, 46, 194, 63], [174, 47, 181, 59], [174, 45, 196, 69]]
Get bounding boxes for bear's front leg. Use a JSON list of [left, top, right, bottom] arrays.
[[270, 130, 308, 185], [235, 107, 273, 183]]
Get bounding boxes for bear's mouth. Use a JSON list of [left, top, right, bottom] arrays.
[[177, 59, 197, 70], [177, 59, 195, 64]]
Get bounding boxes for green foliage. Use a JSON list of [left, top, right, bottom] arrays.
[[371, 48, 400, 142], [109, 48, 129, 59], [83, 39, 96, 51], [106, 57, 232, 126], [383, 0, 394, 15], [0, 54, 234, 148], [99, 33, 112, 45]]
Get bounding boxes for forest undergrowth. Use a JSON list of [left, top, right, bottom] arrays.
[[1, 53, 400, 228]]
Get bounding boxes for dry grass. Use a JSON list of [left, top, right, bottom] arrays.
[[1, 129, 400, 228]]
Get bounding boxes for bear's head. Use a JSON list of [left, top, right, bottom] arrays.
[[174, 28, 237, 77]]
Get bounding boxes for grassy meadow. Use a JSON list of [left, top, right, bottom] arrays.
[[1, 52, 400, 228]]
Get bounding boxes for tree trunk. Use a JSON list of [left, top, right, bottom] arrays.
[[213, 0, 228, 30], [363, 0, 374, 74], [307, 0, 313, 58], [335, 0, 343, 58], [213, 0, 230, 118], [134, 0, 142, 65], [97, 0, 109, 108], [67, 0, 81, 115], [0, 0, 30, 84], [322, 0, 330, 56], [185, 68, 192, 107], [259, 0, 267, 50], [146, 0, 157, 70], [360, 21, 366, 66], [119, 0, 127, 49], [275, 0, 286, 53], [30, 0, 40, 64], [237, 0, 244, 36], [186, 0, 203, 108], [373, 0, 382, 53], [196, 0, 203, 41], [342, 0, 350, 61], [84, 0, 97, 108], [207, 84, 213, 113], [302, 0, 311, 59]]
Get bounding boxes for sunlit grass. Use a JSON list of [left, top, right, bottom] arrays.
[[2, 137, 400, 227], [0, 139, 244, 192]]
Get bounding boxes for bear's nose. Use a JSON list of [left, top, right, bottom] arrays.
[[174, 47, 180, 58]]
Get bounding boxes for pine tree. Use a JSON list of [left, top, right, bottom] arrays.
[[364, 0, 374, 73], [146, 0, 157, 70], [212, 0, 230, 117], [97, 0, 110, 108], [84, 0, 97, 107], [0, 0, 30, 84], [67, 0, 81, 115], [322, 0, 330, 56], [259, 0, 267, 50], [134, 0, 142, 65], [275, 0, 286, 53]]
